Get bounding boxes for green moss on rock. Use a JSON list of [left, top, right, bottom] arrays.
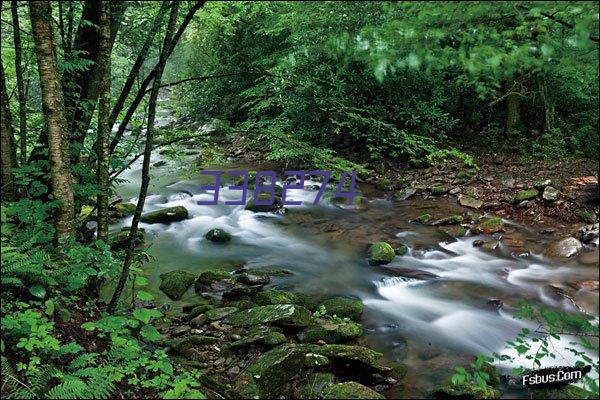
[[205, 306, 239, 321], [319, 297, 364, 321], [107, 230, 144, 251], [297, 318, 363, 343], [245, 193, 283, 212], [432, 214, 464, 226], [472, 217, 505, 234], [300, 372, 336, 399], [227, 304, 312, 327], [140, 206, 188, 224], [434, 382, 501, 399], [368, 242, 395, 266], [253, 289, 299, 306], [322, 382, 385, 399], [205, 228, 232, 243], [159, 270, 196, 300], [531, 385, 595, 399], [415, 213, 432, 224], [513, 188, 539, 203]]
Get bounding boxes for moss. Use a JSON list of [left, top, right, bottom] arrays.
[[322, 382, 385, 399], [140, 206, 188, 224], [158, 270, 196, 300], [513, 188, 539, 203], [375, 178, 394, 191], [107, 230, 144, 251], [189, 335, 219, 345], [189, 304, 214, 319], [229, 327, 287, 349], [245, 193, 282, 212], [394, 244, 409, 255], [111, 202, 136, 218], [431, 184, 451, 195], [319, 297, 364, 321], [205, 228, 232, 243], [227, 304, 312, 327], [368, 242, 396, 266], [205, 306, 239, 321], [531, 385, 595, 399], [253, 289, 299, 306], [472, 217, 505, 234], [415, 213, 433, 224], [434, 382, 501, 399], [576, 209, 596, 223], [298, 318, 363, 343], [197, 268, 231, 285], [432, 214, 464, 226], [226, 299, 257, 310]]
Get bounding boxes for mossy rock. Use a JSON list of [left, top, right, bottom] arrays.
[[471, 217, 505, 234], [205, 306, 239, 321], [319, 297, 364, 321], [394, 244, 409, 256], [253, 289, 299, 306], [245, 193, 283, 213], [300, 372, 336, 399], [432, 214, 464, 226], [111, 202, 136, 218], [295, 292, 329, 312], [235, 171, 257, 187], [531, 385, 595, 399], [107, 230, 144, 251], [80, 205, 96, 220], [440, 225, 468, 238], [322, 382, 385, 399], [297, 318, 363, 343], [513, 188, 539, 203], [205, 228, 232, 243], [332, 196, 367, 209], [226, 299, 257, 311], [197, 268, 232, 285], [227, 304, 312, 327], [235, 343, 385, 398], [189, 335, 220, 345], [249, 267, 294, 278], [140, 206, 188, 224], [159, 270, 196, 300], [375, 178, 394, 191], [229, 326, 287, 349], [415, 213, 432, 224], [431, 185, 451, 195], [368, 242, 396, 266], [433, 382, 501, 399], [576, 209, 596, 223], [189, 304, 215, 319]]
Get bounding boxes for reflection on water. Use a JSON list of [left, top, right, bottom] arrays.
[[112, 134, 599, 398]]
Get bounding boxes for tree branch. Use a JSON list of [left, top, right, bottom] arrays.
[[144, 71, 280, 94]]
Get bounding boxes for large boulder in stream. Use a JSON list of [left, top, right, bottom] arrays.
[[322, 382, 385, 399], [543, 237, 583, 258], [234, 343, 388, 398], [204, 228, 232, 243], [140, 206, 188, 224], [367, 242, 396, 266], [226, 304, 312, 327], [297, 318, 363, 343], [253, 289, 299, 305], [159, 270, 196, 300], [319, 296, 364, 321], [245, 193, 284, 213]]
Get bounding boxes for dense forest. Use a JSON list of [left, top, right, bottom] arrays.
[[1, 1, 599, 399]]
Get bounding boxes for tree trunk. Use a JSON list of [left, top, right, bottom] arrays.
[[505, 79, 523, 138], [96, 1, 111, 242], [1, 62, 18, 201], [29, 0, 75, 239], [107, 2, 180, 313], [109, 1, 205, 154], [108, 1, 169, 130], [11, 0, 27, 166]]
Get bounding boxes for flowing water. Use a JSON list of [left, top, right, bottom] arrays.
[[108, 109, 599, 398]]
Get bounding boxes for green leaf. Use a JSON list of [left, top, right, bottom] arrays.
[[29, 285, 46, 298], [44, 299, 55, 315], [137, 290, 154, 301], [140, 324, 162, 342], [132, 308, 163, 324]]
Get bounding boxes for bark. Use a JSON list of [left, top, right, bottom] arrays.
[[107, 2, 180, 313], [29, 0, 75, 239], [11, 0, 27, 166], [1, 62, 18, 201], [96, 1, 111, 242], [536, 73, 553, 134], [109, 1, 205, 154], [108, 1, 169, 130], [505, 79, 523, 138]]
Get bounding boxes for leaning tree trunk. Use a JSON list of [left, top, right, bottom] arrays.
[[107, 2, 180, 313], [96, 1, 111, 242], [1, 62, 18, 201], [11, 0, 27, 166], [29, 0, 75, 239]]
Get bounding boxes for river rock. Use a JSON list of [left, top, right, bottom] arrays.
[[431, 214, 464, 226], [577, 223, 599, 244], [431, 184, 450, 196], [245, 193, 284, 213], [205, 228, 232, 243], [373, 266, 438, 280], [458, 194, 483, 209], [513, 188, 538, 203], [393, 187, 417, 201], [227, 304, 312, 327], [415, 213, 432, 224], [206, 306, 239, 321], [195, 269, 235, 293], [140, 206, 188, 224], [228, 326, 287, 349], [319, 296, 364, 321], [575, 210, 596, 223], [533, 179, 552, 189], [368, 242, 396, 265], [531, 384, 595, 399], [433, 382, 501, 399], [111, 202, 136, 218], [297, 318, 363, 343], [159, 270, 196, 300], [253, 289, 299, 305], [322, 382, 384, 399], [300, 372, 336, 398], [542, 186, 560, 201], [543, 237, 583, 258], [235, 273, 270, 286], [107, 229, 144, 251], [471, 216, 504, 234], [394, 244, 408, 255]]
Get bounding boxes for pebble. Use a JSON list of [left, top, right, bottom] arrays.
[[227, 366, 240, 378]]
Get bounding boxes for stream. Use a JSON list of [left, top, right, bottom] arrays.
[[107, 105, 599, 398]]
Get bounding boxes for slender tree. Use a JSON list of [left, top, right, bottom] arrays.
[[107, 2, 181, 313], [96, 1, 111, 242], [11, 0, 27, 166], [29, 0, 75, 239], [1, 62, 18, 201]]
